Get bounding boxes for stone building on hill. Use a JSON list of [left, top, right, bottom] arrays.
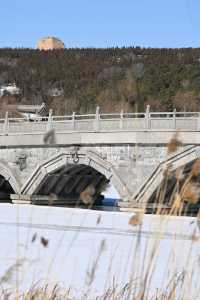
[[37, 37, 65, 51]]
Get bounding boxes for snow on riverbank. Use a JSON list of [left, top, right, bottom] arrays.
[[0, 204, 199, 297]]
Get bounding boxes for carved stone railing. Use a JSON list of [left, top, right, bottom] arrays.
[[1, 106, 200, 134]]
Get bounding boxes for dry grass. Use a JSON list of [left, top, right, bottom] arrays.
[[167, 132, 182, 155], [129, 212, 143, 226], [172, 159, 200, 208], [80, 185, 96, 205], [191, 159, 200, 177], [0, 278, 190, 300], [43, 129, 56, 145], [181, 181, 200, 204], [17, 284, 71, 300], [161, 135, 200, 213]]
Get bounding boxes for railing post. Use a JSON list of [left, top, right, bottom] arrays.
[[198, 113, 200, 131], [120, 110, 124, 130], [46, 109, 53, 131], [95, 106, 100, 131], [173, 108, 176, 129], [3, 111, 8, 134], [72, 112, 75, 130], [145, 105, 150, 130]]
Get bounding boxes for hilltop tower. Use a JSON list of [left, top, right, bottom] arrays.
[[37, 37, 65, 50]]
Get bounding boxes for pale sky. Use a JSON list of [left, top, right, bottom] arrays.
[[0, 0, 200, 48]]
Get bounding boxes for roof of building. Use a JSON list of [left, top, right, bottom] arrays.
[[6, 103, 47, 116]]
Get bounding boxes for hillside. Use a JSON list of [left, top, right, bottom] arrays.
[[1, 47, 200, 115]]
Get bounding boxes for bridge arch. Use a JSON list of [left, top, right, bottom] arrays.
[[132, 146, 200, 207], [21, 150, 131, 202], [0, 160, 21, 194]]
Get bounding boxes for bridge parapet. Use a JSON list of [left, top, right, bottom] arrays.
[[1, 108, 200, 135]]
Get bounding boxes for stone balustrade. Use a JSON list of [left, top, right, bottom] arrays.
[[1, 106, 200, 135]]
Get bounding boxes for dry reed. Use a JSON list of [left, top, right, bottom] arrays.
[[129, 212, 143, 226], [167, 132, 182, 155]]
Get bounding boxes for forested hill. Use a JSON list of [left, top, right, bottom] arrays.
[[1, 47, 200, 115]]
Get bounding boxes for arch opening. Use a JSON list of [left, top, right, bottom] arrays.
[[21, 150, 130, 205], [148, 158, 200, 215], [35, 163, 110, 206], [0, 174, 14, 201], [0, 161, 21, 201]]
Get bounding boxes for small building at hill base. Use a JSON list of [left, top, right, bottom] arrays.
[[6, 103, 47, 120], [0, 83, 21, 97]]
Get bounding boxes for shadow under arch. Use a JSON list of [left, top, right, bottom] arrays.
[[21, 150, 131, 201], [0, 160, 21, 194]]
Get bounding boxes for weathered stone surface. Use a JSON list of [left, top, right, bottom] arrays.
[[0, 144, 169, 200]]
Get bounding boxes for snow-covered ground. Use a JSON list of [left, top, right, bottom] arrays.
[[0, 204, 200, 298]]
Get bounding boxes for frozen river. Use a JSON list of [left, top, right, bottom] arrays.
[[0, 204, 200, 298]]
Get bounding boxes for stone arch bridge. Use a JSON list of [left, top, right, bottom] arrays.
[[0, 109, 200, 206]]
